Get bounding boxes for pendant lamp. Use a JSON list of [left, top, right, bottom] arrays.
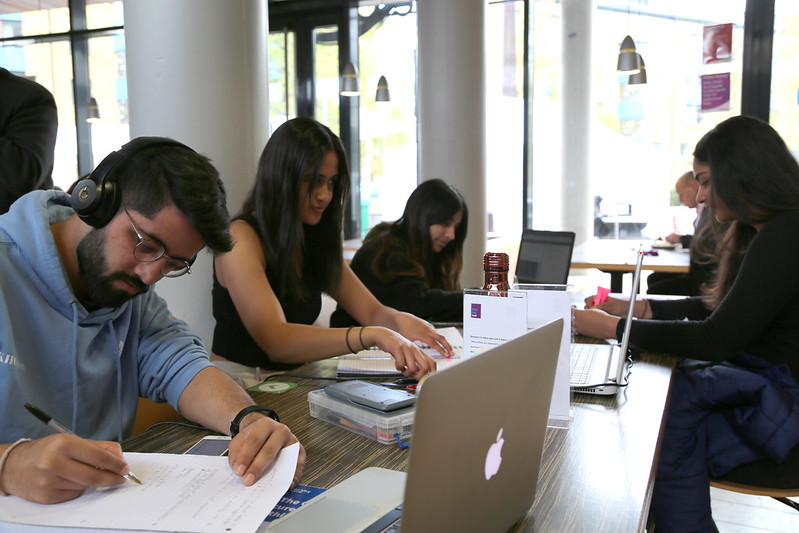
[[341, 61, 360, 96], [629, 55, 647, 85], [86, 97, 101, 123], [375, 75, 390, 102], [617, 35, 641, 74]]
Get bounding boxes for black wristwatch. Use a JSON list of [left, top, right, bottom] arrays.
[[230, 405, 280, 437]]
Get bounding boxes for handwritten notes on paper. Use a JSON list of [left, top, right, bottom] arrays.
[[0, 443, 300, 533]]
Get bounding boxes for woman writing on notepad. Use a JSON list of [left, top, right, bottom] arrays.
[[573, 115, 799, 533], [211, 118, 452, 388], [330, 179, 468, 327]]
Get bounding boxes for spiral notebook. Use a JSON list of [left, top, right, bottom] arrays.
[[336, 327, 464, 377]]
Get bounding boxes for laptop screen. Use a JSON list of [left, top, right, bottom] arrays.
[[515, 230, 576, 284]]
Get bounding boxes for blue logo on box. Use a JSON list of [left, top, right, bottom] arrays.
[[471, 303, 481, 319]]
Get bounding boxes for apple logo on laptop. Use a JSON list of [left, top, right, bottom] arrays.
[[484, 428, 504, 480]]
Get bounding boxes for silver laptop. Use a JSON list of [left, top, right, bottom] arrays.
[[266, 319, 564, 533], [570, 247, 644, 395]]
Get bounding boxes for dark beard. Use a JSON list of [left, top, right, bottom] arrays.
[[76, 228, 148, 310]]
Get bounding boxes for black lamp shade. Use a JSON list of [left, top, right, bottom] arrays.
[[341, 61, 360, 96], [375, 75, 390, 102], [629, 55, 647, 84], [87, 97, 100, 123], [617, 35, 641, 74]]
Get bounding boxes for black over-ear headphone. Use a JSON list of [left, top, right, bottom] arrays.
[[70, 136, 194, 228]]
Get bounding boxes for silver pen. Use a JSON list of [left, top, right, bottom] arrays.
[[23, 403, 142, 485]]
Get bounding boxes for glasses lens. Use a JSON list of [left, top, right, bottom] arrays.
[[162, 261, 190, 278], [133, 240, 164, 262]]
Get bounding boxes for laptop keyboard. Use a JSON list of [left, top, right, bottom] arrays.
[[569, 344, 595, 385], [361, 504, 403, 533]]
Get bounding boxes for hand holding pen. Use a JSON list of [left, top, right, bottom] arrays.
[[1, 404, 143, 504]]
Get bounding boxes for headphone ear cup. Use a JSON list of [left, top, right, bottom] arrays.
[[70, 136, 193, 228], [71, 178, 121, 228]]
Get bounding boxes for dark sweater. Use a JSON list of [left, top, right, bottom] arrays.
[[330, 237, 463, 327]]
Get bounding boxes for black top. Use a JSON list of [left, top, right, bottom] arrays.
[[330, 236, 463, 327], [618, 211, 799, 379], [211, 213, 321, 369]]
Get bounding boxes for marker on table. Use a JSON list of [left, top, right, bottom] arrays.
[[23, 403, 142, 485]]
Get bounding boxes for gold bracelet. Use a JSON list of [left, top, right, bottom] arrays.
[[0, 438, 31, 496]]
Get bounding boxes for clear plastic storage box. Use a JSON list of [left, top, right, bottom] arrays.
[[307, 388, 416, 445]]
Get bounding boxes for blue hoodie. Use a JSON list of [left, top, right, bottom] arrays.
[[0, 190, 214, 441]]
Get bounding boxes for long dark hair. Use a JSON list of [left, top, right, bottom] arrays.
[[239, 117, 350, 302], [365, 179, 468, 290], [694, 115, 799, 307]]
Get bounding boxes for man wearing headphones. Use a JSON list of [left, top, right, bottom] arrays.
[[0, 138, 305, 503]]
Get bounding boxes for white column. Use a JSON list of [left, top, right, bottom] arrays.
[[561, 0, 593, 244], [123, 0, 269, 349], [418, 0, 487, 288]]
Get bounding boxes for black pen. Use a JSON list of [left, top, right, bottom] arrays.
[[23, 403, 142, 485]]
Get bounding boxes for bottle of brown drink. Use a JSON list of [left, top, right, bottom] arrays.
[[482, 252, 510, 293]]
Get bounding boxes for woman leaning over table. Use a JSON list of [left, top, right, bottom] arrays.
[[573, 115, 799, 533], [211, 117, 452, 388], [330, 178, 468, 327]]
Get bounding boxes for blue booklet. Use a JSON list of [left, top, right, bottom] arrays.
[[264, 484, 327, 523]]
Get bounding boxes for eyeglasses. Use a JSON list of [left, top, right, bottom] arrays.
[[123, 207, 192, 278]]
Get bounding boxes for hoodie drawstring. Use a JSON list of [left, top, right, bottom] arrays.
[[108, 321, 123, 442], [70, 303, 124, 441], [70, 302, 79, 432]]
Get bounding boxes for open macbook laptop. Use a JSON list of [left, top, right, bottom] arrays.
[[515, 229, 576, 284], [266, 319, 564, 533], [570, 246, 644, 395]]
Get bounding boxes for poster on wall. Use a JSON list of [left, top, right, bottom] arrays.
[[701, 73, 731, 112], [703, 23, 733, 64]]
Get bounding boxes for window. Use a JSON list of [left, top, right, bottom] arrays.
[[356, 3, 418, 234], [0, 0, 125, 191], [528, 0, 747, 240], [770, 0, 799, 154]]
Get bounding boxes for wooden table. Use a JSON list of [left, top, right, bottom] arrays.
[[123, 353, 674, 532], [571, 239, 690, 292]]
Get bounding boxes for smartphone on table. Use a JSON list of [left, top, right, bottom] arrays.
[[184, 435, 231, 456]]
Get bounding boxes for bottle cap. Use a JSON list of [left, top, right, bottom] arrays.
[[483, 252, 509, 272]]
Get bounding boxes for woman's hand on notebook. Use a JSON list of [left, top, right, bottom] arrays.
[[393, 313, 454, 358], [364, 327, 438, 380]]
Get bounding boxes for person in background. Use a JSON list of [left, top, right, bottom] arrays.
[[211, 118, 452, 388], [0, 138, 304, 504], [0, 67, 58, 214], [661, 171, 701, 248], [648, 171, 722, 296], [574, 115, 799, 533], [330, 179, 467, 327]]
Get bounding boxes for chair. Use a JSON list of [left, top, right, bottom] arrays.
[[709, 479, 799, 513], [133, 398, 179, 436], [515, 229, 576, 285]]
